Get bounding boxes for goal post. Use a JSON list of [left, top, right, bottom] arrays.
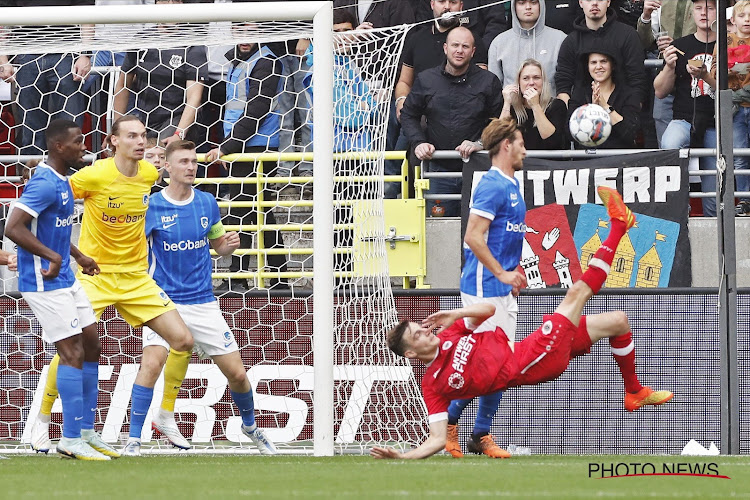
[[0, 1, 424, 456]]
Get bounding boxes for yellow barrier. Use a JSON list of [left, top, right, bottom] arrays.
[[198, 150, 426, 288]]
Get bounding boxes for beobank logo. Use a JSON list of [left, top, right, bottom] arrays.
[[101, 211, 145, 224], [506, 221, 527, 233]]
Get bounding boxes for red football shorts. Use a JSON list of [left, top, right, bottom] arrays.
[[511, 313, 592, 387]]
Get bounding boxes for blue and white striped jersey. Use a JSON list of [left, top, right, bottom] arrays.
[[15, 163, 76, 292], [460, 167, 526, 298], [146, 189, 222, 305]]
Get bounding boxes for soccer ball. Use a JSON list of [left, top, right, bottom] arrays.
[[569, 104, 612, 147]]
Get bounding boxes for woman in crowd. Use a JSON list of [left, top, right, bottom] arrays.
[[569, 50, 640, 149], [499, 59, 568, 150]]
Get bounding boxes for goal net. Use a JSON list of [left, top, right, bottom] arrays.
[[0, 2, 426, 455]]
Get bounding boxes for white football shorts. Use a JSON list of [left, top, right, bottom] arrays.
[[22, 280, 97, 344], [460, 291, 518, 344], [142, 300, 238, 357]]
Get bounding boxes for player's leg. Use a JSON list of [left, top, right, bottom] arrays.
[[186, 300, 277, 454], [555, 186, 636, 325], [78, 321, 120, 458], [144, 310, 194, 352], [583, 313, 674, 411], [152, 347, 192, 450], [445, 398, 470, 458], [457, 293, 515, 458], [23, 288, 108, 460], [211, 351, 277, 455], [121, 344, 169, 456], [30, 353, 59, 453], [115, 272, 195, 449], [465, 391, 510, 459]]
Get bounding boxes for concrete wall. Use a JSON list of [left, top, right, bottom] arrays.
[[425, 217, 750, 289]]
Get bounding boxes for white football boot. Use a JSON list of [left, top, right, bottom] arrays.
[[56, 437, 110, 461], [242, 424, 278, 455], [152, 412, 191, 450]]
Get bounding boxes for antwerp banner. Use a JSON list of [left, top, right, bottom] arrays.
[[461, 150, 691, 288]]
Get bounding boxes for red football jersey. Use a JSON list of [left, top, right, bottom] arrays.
[[421, 319, 518, 423]]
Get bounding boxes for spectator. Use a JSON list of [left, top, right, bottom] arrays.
[[204, 32, 288, 290], [653, 0, 716, 215], [555, 0, 646, 106], [545, 0, 583, 33], [299, 10, 380, 278], [0, 0, 94, 155], [334, 0, 415, 28], [301, 10, 379, 153], [638, 0, 698, 145], [390, 0, 488, 198], [500, 59, 568, 150], [569, 50, 640, 149], [488, 0, 567, 93], [113, 0, 207, 145], [401, 27, 503, 217], [413, 0, 510, 48], [710, 0, 750, 216]]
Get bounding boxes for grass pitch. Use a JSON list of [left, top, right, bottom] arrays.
[[2, 454, 749, 499]]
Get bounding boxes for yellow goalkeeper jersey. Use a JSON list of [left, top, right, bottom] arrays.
[[70, 157, 158, 273]]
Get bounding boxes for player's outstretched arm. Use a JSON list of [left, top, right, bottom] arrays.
[[70, 244, 100, 276], [5, 209, 61, 278], [423, 303, 496, 334], [371, 420, 448, 460], [210, 230, 241, 257]]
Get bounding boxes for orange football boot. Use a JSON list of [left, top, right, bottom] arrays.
[[597, 185, 636, 230], [624, 386, 674, 412], [467, 434, 511, 459], [445, 424, 463, 458]]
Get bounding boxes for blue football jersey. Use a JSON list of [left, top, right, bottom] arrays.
[[146, 189, 221, 305], [14, 163, 76, 292], [460, 167, 526, 297]]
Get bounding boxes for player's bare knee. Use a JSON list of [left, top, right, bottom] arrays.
[[57, 341, 85, 368], [139, 353, 166, 381], [174, 335, 194, 353], [226, 368, 249, 390], [610, 311, 630, 337], [82, 330, 101, 360]]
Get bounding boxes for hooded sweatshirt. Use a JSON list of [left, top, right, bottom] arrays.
[[555, 7, 646, 102], [488, 0, 567, 94]]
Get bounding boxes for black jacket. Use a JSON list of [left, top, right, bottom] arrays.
[[554, 8, 646, 102], [568, 85, 640, 149], [544, 1, 583, 34], [401, 63, 503, 171], [333, 0, 415, 28]]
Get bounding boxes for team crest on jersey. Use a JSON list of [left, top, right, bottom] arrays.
[[542, 320, 553, 335], [61, 191, 69, 204], [169, 54, 183, 68], [201, 217, 209, 229], [442, 340, 453, 351], [143, 194, 149, 205], [448, 373, 465, 390]]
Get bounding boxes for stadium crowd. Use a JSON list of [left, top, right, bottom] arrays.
[[0, 0, 742, 220]]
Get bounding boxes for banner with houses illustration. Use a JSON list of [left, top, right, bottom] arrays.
[[461, 150, 691, 288]]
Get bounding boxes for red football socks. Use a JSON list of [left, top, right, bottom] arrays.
[[581, 218, 627, 294], [609, 331, 643, 394]]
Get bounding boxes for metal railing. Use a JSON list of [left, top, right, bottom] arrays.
[[420, 148, 750, 202]]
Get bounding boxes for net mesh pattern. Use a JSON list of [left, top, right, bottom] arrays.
[[0, 6, 426, 453]]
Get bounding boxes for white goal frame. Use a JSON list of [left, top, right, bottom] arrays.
[[0, 1, 336, 456]]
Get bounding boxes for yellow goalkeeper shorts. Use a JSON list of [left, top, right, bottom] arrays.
[[77, 270, 176, 327]]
